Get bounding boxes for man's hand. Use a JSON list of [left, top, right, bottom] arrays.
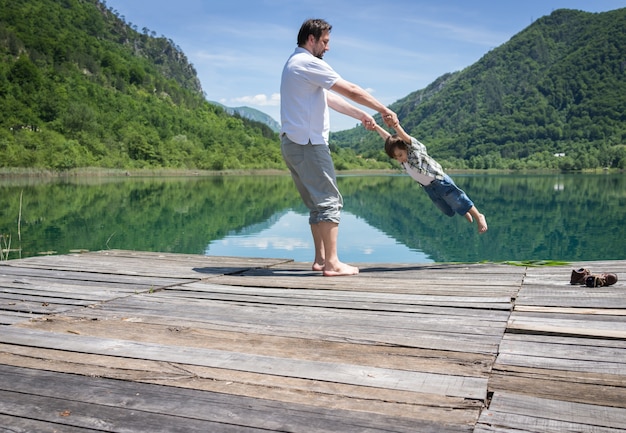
[[382, 111, 398, 127], [360, 113, 377, 130]]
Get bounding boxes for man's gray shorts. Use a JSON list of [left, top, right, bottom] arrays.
[[281, 134, 343, 224]]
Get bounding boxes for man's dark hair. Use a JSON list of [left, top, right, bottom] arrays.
[[297, 19, 332, 46]]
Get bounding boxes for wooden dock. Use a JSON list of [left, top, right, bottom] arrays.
[[1, 250, 625, 432]]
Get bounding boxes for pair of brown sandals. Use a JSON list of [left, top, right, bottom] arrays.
[[570, 268, 618, 287]]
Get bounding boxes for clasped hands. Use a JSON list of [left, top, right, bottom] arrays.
[[362, 111, 398, 131]]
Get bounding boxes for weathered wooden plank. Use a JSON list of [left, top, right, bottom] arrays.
[[0, 299, 79, 315], [487, 371, 626, 408], [516, 284, 626, 308], [0, 413, 96, 433], [495, 352, 626, 375], [120, 290, 509, 329], [514, 305, 626, 316], [507, 313, 626, 338], [496, 330, 626, 376], [0, 275, 147, 297], [477, 391, 626, 431], [98, 288, 509, 323], [475, 414, 623, 433], [0, 345, 483, 425], [274, 260, 525, 276], [0, 287, 129, 302], [0, 389, 267, 433], [93, 249, 290, 268], [0, 292, 97, 306], [149, 289, 509, 332], [523, 261, 626, 277], [499, 332, 626, 349], [171, 292, 510, 318], [169, 289, 511, 313], [60, 294, 504, 353], [16, 315, 495, 377], [2, 252, 625, 432], [0, 310, 37, 325], [490, 362, 626, 387], [219, 272, 522, 295], [0, 264, 190, 288], [498, 336, 626, 364], [0, 364, 468, 433], [5, 250, 288, 279], [474, 425, 535, 433], [519, 281, 626, 293], [0, 327, 488, 399], [171, 281, 515, 312]]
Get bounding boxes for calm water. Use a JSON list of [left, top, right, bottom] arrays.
[[0, 173, 624, 264]]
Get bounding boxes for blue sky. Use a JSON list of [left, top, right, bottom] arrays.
[[103, 0, 625, 131]]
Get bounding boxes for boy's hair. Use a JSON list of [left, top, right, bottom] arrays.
[[384, 135, 409, 159], [297, 19, 332, 46]]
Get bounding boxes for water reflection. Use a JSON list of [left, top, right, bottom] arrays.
[[0, 173, 624, 263], [205, 210, 434, 263]]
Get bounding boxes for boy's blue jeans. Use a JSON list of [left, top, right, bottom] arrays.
[[423, 174, 474, 217]]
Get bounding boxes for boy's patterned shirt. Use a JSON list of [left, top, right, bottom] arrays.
[[405, 137, 445, 180]]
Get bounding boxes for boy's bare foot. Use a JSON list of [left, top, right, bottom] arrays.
[[476, 214, 488, 233], [323, 262, 359, 277], [312, 262, 324, 271]]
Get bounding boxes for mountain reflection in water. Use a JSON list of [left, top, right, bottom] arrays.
[[205, 210, 433, 263], [0, 173, 624, 264]]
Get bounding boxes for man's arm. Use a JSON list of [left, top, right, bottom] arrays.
[[330, 78, 398, 126], [326, 92, 375, 128]]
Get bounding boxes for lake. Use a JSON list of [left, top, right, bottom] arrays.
[[0, 172, 624, 264]]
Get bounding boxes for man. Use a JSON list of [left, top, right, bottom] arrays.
[[280, 18, 398, 276]]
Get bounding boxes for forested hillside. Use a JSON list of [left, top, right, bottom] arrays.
[[1, 3, 625, 172], [331, 8, 626, 170], [0, 0, 282, 170]]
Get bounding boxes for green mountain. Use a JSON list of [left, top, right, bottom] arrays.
[[1, 2, 624, 172], [331, 8, 626, 171], [0, 0, 281, 170]]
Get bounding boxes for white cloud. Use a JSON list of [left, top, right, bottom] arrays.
[[232, 93, 280, 107]]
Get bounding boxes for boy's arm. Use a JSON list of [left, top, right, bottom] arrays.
[[391, 122, 412, 143], [372, 123, 391, 140]]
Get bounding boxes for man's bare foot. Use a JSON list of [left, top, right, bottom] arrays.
[[323, 262, 359, 277], [312, 262, 324, 271], [476, 214, 488, 233]]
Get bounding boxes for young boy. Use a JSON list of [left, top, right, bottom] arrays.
[[373, 122, 488, 233]]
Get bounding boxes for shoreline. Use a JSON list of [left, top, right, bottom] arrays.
[[1, 166, 619, 180]]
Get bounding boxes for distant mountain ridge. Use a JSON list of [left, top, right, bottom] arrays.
[[209, 101, 281, 133]]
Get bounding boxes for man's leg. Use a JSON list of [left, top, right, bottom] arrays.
[[318, 221, 359, 277], [310, 223, 325, 271], [281, 136, 357, 274]]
